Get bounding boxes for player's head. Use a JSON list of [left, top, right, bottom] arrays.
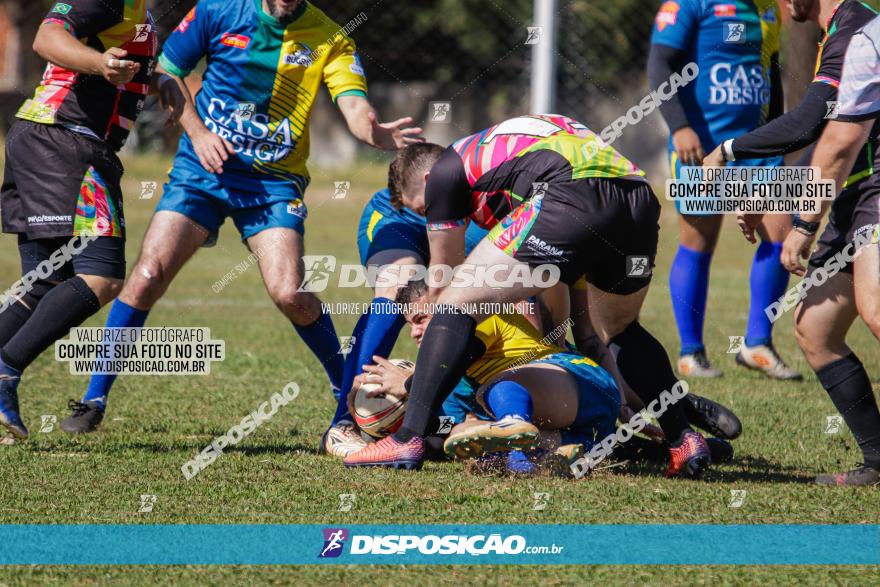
[[388, 143, 445, 215], [395, 278, 432, 345], [783, 0, 819, 22], [266, 0, 303, 22]]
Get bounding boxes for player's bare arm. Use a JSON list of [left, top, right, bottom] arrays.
[[782, 119, 873, 276], [148, 71, 185, 127], [155, 65, 234, 175], [336, 94, 424, 150], [33, 21, 139, 85]]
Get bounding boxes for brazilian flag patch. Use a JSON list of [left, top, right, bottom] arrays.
[[51, 3, 72, 15]]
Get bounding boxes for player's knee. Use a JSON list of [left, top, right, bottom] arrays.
[[85, 276, 124, 306], [127, 258, 169, 304], [268, 283, 313, 315], [794, 308, 834, 365]]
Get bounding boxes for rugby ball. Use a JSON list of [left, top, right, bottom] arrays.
[[352, 359, 415, 438]]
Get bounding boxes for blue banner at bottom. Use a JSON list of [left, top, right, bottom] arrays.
[[0, 524, 877, 565]]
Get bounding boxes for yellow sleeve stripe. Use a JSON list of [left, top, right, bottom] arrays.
[[366, 210, 383, 242]]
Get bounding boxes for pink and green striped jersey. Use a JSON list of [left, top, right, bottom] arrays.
[[425, 115, 645, 230]]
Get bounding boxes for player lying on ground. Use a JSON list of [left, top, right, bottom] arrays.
[[344, 115, 714, 478], [356, 278, 736, 475], [357, 277, 621, 475], [58, 0, 422, 434], [321, 187, 495, 457], [568, 278, 742, 442], [738, 9, 880, 486], [0, 0, 183, 439], [649, 0, 800, 380]]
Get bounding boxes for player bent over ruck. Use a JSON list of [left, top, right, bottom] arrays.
[[344, 115, 713, 478]]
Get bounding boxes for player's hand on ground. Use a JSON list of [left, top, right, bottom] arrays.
[[702, 145, 725, 168], [98, 48, 140, 85], [190, 126, 235, 174], [369, 112, 424, 150], [361, 356, 414, 399], [736, 213, 764, 244], [672, 127, 704, 166], [157, 76, 185, 127], [781, 229, 815, 276]]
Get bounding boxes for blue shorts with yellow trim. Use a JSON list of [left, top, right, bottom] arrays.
[[441, 352, 620, 441], [669, 150, 784, 215], [156, 160, 308, 247], [357, 189, 492, 265]]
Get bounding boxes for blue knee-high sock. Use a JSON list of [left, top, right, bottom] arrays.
[[746, 241, 789, 347], [294, 310, 344, 397], [82, 299, 149, 410], [331, 297, 406, 425], [669, 245, 713, 356], [485, 380, 533, 421]]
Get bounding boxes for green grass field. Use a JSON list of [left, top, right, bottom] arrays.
[[0, 151, 877, 585]]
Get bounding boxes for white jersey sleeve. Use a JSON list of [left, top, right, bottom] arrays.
[[838, 15, 880, 121]]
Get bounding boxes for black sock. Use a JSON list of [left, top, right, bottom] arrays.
[[394, 309, 477, 442], [0, 280, 56, 347], [1, 276, 101, 372], [817, 354, 880, 470], [608, 321, 691, 442]]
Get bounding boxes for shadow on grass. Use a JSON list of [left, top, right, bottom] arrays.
[[608, 454, 814, 484], [26, 439, 322, 457]]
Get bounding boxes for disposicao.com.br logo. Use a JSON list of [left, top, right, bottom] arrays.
[[319, 528, 563, 558]]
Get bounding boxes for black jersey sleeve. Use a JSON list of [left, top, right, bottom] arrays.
[[44, 0, 123, 39], [424, 147, 474, 227], [647, 43, 691, 133], [768, 53, 784, 121], [731, 82, 837, 159], [729, 4, 870, 159]]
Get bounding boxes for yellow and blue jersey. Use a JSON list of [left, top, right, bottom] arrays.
[[651, 0, 780, 152], [441, 313, 620, 441], [159, 0, 368, 196], [467, 313, 557, 385]]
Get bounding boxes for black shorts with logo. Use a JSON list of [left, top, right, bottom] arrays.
[[809, 176, 880, 275], [1, 120, 126, 241], [486, 177, 660, 294]]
